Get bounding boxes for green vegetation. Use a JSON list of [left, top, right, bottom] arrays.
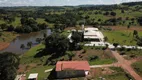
[[0, 32, 18, 42], [89, 58, 116, 65], [20, 44, 46, 64], [132, 61, 142, 77], [102, 30, 142, 45], [0, 52, 20, 80], [120, 50, 142, 60], [89, 67, 134, 80], [26, 65, 53, 80], [102, 67, 134, 80], [20, 44, 54, 80]]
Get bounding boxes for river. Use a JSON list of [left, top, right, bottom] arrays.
[[0, 29, 51, 54]]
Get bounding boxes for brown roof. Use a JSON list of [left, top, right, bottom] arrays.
[[56, 61, 90, 71]]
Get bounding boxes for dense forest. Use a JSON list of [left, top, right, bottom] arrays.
[[0, 1, 142, 33]]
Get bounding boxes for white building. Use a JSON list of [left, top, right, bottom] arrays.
[[84, 27, 105, 46], [28, 73, 38, 80], [84, 28, 104, 42]]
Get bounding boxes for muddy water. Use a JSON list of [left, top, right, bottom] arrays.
[[0, 29, 51, 54]]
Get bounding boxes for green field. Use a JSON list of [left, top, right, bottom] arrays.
[[20, 44, 54, 80], [102, 30, 142, 45]]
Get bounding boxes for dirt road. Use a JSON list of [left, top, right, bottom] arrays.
[[111, 51, 142, 80]]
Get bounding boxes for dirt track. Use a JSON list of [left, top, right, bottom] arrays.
[[111, 51, 142, 80], [0, 42, 10, 51]]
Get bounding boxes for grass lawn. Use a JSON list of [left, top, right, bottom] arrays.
[[20, 44, 54, 80], [132, 61, 142, 77], [102, 30, 142, 45], [20, 44, 48, 64], [0, 32, 18, 42], [89, 58, 116, 65], [26, 65, 53, 80]]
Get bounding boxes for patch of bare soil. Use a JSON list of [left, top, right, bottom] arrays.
[[18, 63, 37, 74], [0, 42, 10, 51]]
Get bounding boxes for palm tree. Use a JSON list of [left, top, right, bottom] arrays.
[[20, 44, 25, 50]]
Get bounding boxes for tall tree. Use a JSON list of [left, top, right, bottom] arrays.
[[0, 52, 19, 80], [45, 33, 69, 56]]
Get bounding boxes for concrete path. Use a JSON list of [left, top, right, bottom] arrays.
[[111, 51, 142, 80], [90, 63, 120, 68]]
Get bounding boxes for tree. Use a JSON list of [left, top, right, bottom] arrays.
[[0, 52, 19, 80], [43, 33, 47, 39], [7, 25, 15, 31], [104, 36, 108, 42], [71, 32, 82, 43], [113, 43, 119, 50], [133, 30, 138, 37], [137, 17, 142, 26], [27, 42, 32, 48], [36, 38, 42, 43], [137, 37, 142, 46], [121, 10, 125, 13], [20, 44, 25, 50], [45, 33, 69, 56], [127, 25, 130, 29], [0, 32, 2, 37], [110, 12, 116, 16], [0, 23, 7, 31]]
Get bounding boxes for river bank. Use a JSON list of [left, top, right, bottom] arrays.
[[0, 42, 10, 51]]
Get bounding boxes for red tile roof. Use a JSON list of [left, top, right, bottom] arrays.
[[56, 61, 90, 71]]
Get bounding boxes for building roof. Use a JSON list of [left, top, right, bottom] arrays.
[[84, 28, 99, 31], [28, 73, 38, 79], [84, 28, 104, 39], [56, 61, 90, 71]]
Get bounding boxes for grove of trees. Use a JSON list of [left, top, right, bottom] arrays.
[[0, 52, 19, 80]]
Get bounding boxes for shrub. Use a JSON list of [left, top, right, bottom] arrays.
[[88, 55, 99, 61]]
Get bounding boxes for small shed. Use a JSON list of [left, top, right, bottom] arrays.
[[28, 73, 38, 80]]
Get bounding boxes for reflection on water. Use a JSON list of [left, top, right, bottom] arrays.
[[0, 29, 51, 54]]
